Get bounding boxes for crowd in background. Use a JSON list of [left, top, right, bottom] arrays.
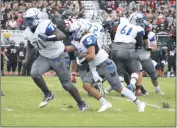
[[1, 0, 176, 34], [0, 0, 176, 77]]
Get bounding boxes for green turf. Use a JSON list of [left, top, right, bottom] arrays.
[[1, 77, 176, 127]]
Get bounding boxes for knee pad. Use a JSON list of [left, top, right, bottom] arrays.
[[131, 73, 139, 80], [150, 72, 158, 80], [62, 82, 73, 91]]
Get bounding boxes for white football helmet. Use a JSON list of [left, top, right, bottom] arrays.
[[129, 12, 147, 28], [70, 21, 88, 40], [23, 8, 42, 30]]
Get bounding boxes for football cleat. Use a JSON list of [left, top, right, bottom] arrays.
[[78, 101, 89, 111], [137, 102, 146, 112], [156, 90, 165, 95], [97, 103, 112, 112], [39, 91, 54, 108]]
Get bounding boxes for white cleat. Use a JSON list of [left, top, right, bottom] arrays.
[[97, 103, 112, 112], [39, 91, 54, 108], [137, 102, 146, 112], [39, 101, 48, 108], [156, 90, 165, 95]]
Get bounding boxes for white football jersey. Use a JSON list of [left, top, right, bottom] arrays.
[[137, 31, 157, 60], [71, 33, 108, 66], [114, 20, 145, 44], [148, 31, 157, 46], [72, 18, 105, 47], [23, 20, 64, 59]]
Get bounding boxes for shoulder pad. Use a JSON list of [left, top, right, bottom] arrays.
[[81, 33, 97, 48]]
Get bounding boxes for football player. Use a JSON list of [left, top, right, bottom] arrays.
[[65, 21, 146, 112], [108, 12, 144, 92], [66, 18, 107, 95], [17, 41, 26, 76], [136, 26, 165, 95], [23, 8, 88, 111], [3, 40, 18, 76], [60, 10, 78, 83]]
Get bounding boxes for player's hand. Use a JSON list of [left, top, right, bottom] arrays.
[[38, 33, 48, 41], [5, 56, 9, 61]]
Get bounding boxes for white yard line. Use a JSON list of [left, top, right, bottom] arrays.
[[109, 96, 175, 112], [4, 108, 13, 112]]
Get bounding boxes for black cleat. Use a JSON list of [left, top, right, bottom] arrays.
[[39, 91, 54, 108], [78, 101, 89, 111]]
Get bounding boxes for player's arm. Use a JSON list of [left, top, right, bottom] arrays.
[[23, 41, 34, 64], [2, 48, 9, 61], [135, 29, 146, 49], [65, 45, 77, 53], [38, 22, 66, 41]]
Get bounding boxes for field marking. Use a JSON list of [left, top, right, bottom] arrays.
[[3, 81, 176, 112], [109, 96, 175, 112], [4, 108, 13, 112]]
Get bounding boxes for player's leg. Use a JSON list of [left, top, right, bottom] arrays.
[[83, 71, 112, 112], [135, 61, 145, 96], [30, 55, 53, 108], [78, 63, 89, 81], [142, 58, 164, 94], [6, 60, 11, 76], [98, 59, 146, 112], [126, 57, 140, 93], [52, 54, 88, 111], [11, 60, 17, 76], [172, 61, 176, 76], [17, 61, 22, 76], [124, 71, 130, 85], [105, 50, 126, 93], [167, 57, 172, 78]]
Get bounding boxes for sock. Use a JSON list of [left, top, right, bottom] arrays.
[[130, 78, 136, 86], [99, 97, 109, 105], [133, 98, 141, 105], [121, 87, 141, 105], [68, 86, 83, 105], [32, 77, 50, 95]]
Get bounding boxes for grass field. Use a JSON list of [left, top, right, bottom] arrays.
[[1, 76, 176, 127]]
